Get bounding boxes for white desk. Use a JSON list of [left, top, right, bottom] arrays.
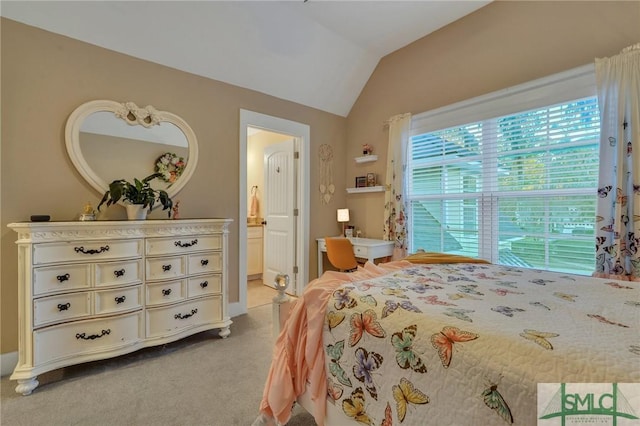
[[317, 237, 394, 276]]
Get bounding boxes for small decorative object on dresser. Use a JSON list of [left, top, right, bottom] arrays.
[[97, 173, 173, 220], [7, 218, 232, 395], [172, 200, 181, 220], [79, 201, 96, 221]]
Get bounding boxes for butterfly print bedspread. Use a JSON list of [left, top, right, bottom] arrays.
[[321, 262, 639, 425]]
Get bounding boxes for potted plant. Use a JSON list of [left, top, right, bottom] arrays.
[[97, 173, 173, 219]]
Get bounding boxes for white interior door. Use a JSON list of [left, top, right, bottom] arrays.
[[263, 139, 296, 290]]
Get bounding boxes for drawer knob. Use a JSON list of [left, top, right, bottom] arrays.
[[200, 259, 209, 267], [114, 269, 126, 278], [74, 245, 109, 255], [174, 308, 197, 320], [114, 296, 126, 304], [200, 281, 208, 289], [175, 239, 198, 248], [56, 273, 70, 283], [76, 329, 111, 340], [162, 264, 172, 272], [57, 302, 71, 311], [162, 289, 172, 296]]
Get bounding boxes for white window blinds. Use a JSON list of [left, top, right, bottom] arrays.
[[407, 66, 600, 274]]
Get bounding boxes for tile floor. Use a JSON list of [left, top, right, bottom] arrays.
[[247, 278, 279, 309]]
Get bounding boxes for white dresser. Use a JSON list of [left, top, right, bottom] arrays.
[[7, 219, 232, 395]]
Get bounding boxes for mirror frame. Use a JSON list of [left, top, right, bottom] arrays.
[[65, 99, 199, 202]]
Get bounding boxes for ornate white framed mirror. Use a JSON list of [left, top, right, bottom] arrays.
[[65, 100, 198, 203]]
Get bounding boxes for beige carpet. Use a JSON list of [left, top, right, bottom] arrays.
[[0, 303, 316, 426]]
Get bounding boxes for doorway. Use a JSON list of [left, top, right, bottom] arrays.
[[236, 109, 309, 316]]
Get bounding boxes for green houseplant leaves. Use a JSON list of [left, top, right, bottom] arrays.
[[97, 173, 173, 218]]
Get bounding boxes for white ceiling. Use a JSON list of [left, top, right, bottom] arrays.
[[1, 1, 490, 117]]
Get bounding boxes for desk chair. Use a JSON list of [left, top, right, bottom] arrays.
[[324, 237, 359, 272]]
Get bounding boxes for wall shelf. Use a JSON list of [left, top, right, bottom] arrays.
[[346, 186, 385, 194], [354, 155, 378, 163]]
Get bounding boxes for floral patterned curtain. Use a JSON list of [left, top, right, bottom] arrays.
[[383, 113, 411, 260], [593, 43, 640, 280]]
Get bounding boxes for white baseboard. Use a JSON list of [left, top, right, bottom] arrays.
[[228, 301, 247, 318], [1, 351, 17, 377]]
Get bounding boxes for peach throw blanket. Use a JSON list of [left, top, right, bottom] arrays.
[[257, 261, 412, 426]]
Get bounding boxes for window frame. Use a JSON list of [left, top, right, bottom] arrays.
[[407, 65, 599, 272]]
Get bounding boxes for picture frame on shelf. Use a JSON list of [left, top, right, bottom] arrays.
[[355, 176, 367, 188], [366, 173, 376, 187]]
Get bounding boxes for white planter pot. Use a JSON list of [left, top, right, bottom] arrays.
[[125, 204, 148, 220]]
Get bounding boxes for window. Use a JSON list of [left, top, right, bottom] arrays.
[[407, 66, 600, 275]]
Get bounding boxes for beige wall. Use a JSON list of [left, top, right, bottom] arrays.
[[0, 18, 347, 355], [346, 1, 640, 237]]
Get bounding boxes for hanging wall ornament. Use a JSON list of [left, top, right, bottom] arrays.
[[318, 144, 335, 204]]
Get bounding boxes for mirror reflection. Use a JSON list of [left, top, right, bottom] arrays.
[[79, 111, 189, 191]]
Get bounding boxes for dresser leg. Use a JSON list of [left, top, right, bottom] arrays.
[[218, 326, 231, 338], [15, 377, 39, 395]]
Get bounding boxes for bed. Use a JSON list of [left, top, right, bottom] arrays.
[[254, 254, 639, 426]]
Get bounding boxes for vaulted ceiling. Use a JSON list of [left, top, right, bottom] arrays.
[[1, 1, 490, 117]]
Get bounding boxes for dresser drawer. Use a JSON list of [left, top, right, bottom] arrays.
[[145, 256, 186, 281], [187, 274, 222, 298], [95, 285, 142, 315], [188, 252, 221, 275], [145, 296, 222, 338], [146, 280, 186, 306], [33, 264, 91, 296], [33, 292, 92, 327], [34, 311, 143, 365], [95, 260, 142, 288], [145, 235, 221, 256], [33, 240, 142, 265]]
